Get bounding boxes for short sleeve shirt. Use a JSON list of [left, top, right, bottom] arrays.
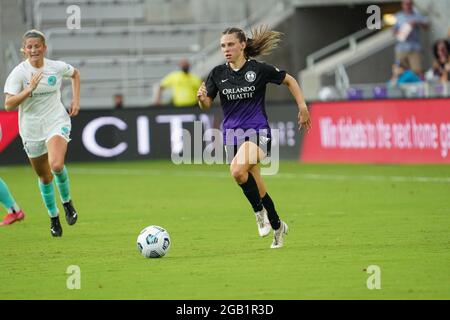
[[205, 59, 286, 144], [4, 58, 74, 140]]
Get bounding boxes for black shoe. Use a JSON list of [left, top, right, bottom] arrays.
[[63, 200, 78, 226], [50, 216, 63, 237]]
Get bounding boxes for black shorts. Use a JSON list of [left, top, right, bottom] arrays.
[[224, 133, 272, 164]]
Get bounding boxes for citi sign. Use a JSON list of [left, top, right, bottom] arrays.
[[81, 114, 212, 158]]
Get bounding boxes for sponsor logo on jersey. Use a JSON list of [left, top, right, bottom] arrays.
[[222, 86, 256, 101]]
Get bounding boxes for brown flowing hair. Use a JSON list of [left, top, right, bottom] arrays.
[[222, 25, 283, 59]]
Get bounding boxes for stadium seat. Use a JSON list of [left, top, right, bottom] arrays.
[[373, 85, 387, 99], [346, 88, 364, 100]]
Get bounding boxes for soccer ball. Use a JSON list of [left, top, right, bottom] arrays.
[[136, 225, 171, 258]]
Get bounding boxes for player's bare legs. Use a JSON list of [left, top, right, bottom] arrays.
[[47, 135, 78, 226]]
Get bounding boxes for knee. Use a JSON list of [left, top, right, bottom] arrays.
[[230, 165, 247, 184], [49, 161, 64, 174], [39, 173, 53, 184]]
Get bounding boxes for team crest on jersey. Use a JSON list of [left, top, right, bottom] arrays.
[[245, 71, 256, 83], [48, 76, 57, 86]]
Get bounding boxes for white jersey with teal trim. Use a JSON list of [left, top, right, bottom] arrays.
[[4, 58, 74, 141]]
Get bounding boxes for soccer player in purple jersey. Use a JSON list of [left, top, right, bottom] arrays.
[[197, 25, 311, 248]]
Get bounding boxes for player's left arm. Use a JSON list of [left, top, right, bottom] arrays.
[[69, 68, 80, 117], [282, 73, 311, 132]]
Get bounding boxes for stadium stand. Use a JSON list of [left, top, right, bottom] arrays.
[[2, 0, 450, 108], [34, 0, 146, 30], [31, 0, 287, 108]]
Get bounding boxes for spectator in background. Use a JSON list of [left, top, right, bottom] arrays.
[[393, 0, 429, 76], [114, 94, 123, 109], [388, 57, 421, 87], [430, 39, 450, 83], [154, 59, 202, 107]]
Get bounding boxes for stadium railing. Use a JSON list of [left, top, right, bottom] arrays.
[[61, 79, 156, 109], [63, 55, 184, 83], [318, 82, 450, 101], [34, 0, 145, 30], [45, 23, 230, 58]]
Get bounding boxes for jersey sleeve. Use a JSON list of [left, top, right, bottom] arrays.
[[260, 62, 286, 85], [4, 67, 23, 95], [58, 61, 75, 78], [205, 69, 218, 99]]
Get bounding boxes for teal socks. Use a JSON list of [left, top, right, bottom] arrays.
[[0, 178, 17, 212], [52, 166, 71, 203], [38, 180, 58, 218]]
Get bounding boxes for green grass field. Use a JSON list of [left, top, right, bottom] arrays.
[[0, 161, 449, 300]]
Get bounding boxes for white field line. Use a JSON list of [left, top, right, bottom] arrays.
[[61, 167, 450, 184]]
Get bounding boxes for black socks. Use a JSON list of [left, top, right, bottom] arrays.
[[238, 173, 282, 230], [262, 193, 281, 230], [239, 172, 263, 212]]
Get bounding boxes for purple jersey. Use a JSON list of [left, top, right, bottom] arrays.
[[205, 59, 286, 144]]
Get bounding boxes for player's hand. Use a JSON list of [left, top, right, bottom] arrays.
[[298, 105, 311, 132], [445, 63, 450, 72], [69, 100, 80, 117], [28, 71, 43, 92], [197, 82, 208, 102]]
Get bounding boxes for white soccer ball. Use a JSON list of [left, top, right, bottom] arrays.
[[136, 225, 171, 258]]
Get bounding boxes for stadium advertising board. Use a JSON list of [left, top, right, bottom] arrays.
[[0, 104, 300, 165], [301, 99, 450, 164]]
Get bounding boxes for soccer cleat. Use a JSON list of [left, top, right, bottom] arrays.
[[0, 210, 25, 226], [63, 200, 78, 225], [270, 220, 288, 249], [255, 208, 271, 237], [50, 216, 63, 237]]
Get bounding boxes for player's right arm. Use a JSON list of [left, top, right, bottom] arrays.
[[4, 71, 43, 111], [197, 82, 212, 110]]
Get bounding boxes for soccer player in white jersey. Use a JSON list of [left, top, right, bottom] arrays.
[[4, 30, 80, 237], [197, 26, 311, 248]]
